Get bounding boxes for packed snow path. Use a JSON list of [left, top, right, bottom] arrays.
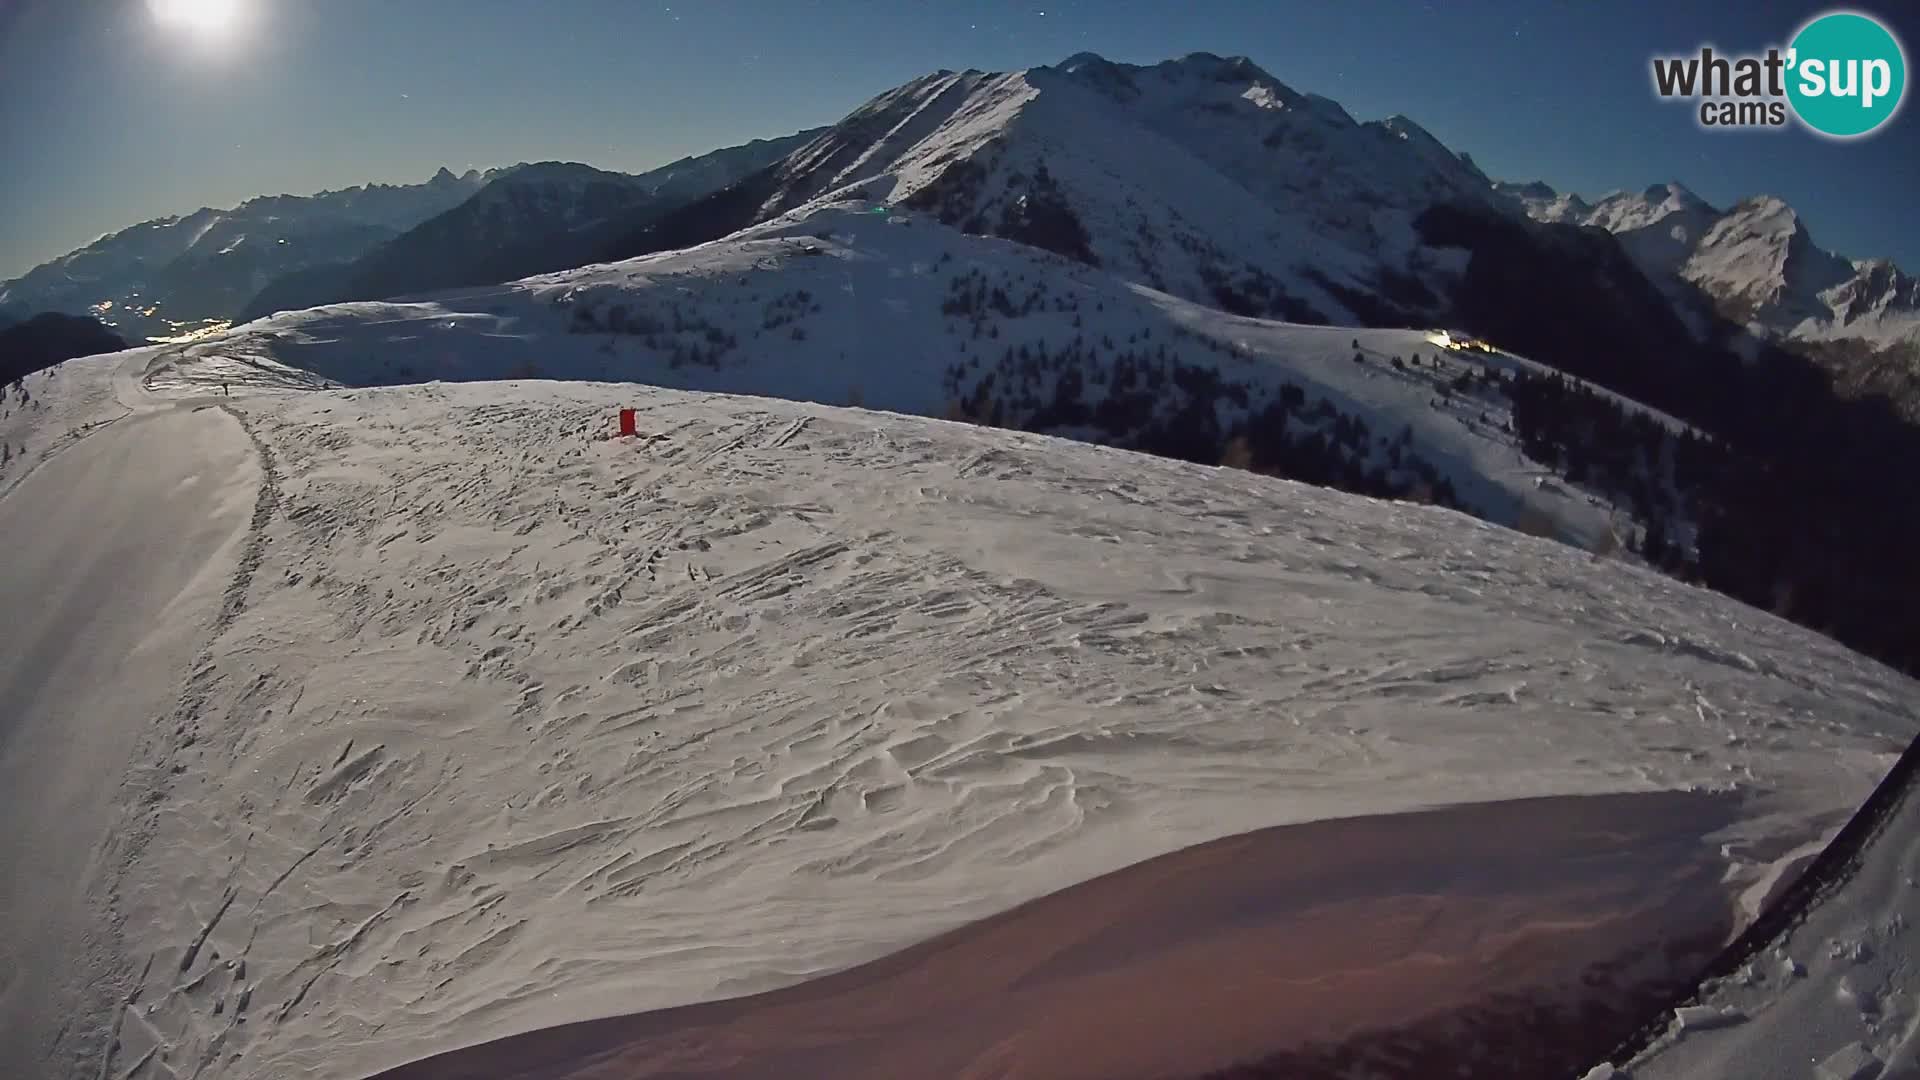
[[0, 404, 258, 1077]]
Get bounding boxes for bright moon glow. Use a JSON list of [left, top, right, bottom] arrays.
[[149, 0, 244, 38]]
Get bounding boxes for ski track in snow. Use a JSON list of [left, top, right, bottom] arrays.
[[5, 354, 1917, 1079]]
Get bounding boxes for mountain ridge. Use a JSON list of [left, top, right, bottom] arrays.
[[1500, 178, 1920, 358], [598, 51, 1505, 330], [235, 131, 822, 322], [0, 168, 492, 341]]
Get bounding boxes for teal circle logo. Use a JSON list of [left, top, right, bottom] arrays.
[[1787, 11, 1907, 138]]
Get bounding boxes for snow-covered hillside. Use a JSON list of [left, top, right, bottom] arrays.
[[1503, 180, 1920, 353], [4, 350, 1915, 1080], [601, 53, 1510, 327], [157, 202, 1695, 552], [0, 169, 491, 342]]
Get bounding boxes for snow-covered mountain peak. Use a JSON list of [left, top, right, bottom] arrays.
[[707, 53, 1505, 326], [1506, 173, 1920, 352], [1586, 183, 1718, 233], [1056, 50, 1116, 73], [1492, 180, 1592, 224], [1682, 195, 1856, 324], [1155, 50, 1283, 85], [1825, 257, 1920, 326], [1721, 193, 1800, 232], [1375, 115, 1490, 191], [1648, 181, 1712, 212], [1050, 51, 1353, 130], [1379, 114, 1441, 143]]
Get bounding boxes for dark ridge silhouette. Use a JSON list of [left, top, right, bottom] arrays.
[[1, 313, 127, 384], [240, 136, 820, 322], [239, 173, 652, 321], [595, 165, 787, 265]]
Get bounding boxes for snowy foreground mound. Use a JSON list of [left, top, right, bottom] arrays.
[[4, 357, 1917, 1078]]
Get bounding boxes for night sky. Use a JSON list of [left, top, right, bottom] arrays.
[[2, 0, 1915, 279]]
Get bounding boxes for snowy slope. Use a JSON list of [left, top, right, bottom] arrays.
[[0, 389, 258, 1080], [159, 202, 1692, 551], [0, 169, 489, 342], [1625, 744, 1920, 1080], [0, 346, 156, 501], [7, 350, 1915, 1080]]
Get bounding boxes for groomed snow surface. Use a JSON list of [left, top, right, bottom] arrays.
[[2, 351, 1917, 1079]]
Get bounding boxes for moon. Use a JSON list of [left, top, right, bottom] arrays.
[[148, 0, 245, 39]]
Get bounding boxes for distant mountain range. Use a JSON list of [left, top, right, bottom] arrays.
[[0, 169, 492, 341], [1499, 180, 1920, 347], [1498, 179, 1920, 416], [236, 132, 818, 322], [0, 133, 819, 344]]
